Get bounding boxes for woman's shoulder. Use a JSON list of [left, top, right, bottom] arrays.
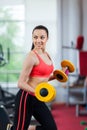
[[26, 50, 38, 61], [27, 50, 35, 57], [23, 51, 37, 66]]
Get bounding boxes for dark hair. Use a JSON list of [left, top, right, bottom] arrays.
[[31, 25, 49, 50]]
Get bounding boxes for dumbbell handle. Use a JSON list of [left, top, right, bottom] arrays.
[[65, 69, 69, 75]]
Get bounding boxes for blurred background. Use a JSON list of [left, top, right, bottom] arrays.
[[0, 0, 87, 130], [0, 0, 87, 108]]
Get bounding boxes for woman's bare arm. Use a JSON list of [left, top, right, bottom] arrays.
[[48, 74, 56, 81], [18, 52, 36, 93]]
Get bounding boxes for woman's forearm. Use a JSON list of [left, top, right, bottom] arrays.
[[48, 74, 55, 81], [18, 82, 35, 93]]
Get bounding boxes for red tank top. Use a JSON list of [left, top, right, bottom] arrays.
[[30, 51, 54, 78]]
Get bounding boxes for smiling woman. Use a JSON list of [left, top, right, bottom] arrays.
[[11, 25, 57, 130], [32, 25, 48, 51]]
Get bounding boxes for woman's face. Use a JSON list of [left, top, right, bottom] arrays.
[[32, 29, 48, 50]]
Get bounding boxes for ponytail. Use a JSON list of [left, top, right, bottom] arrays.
[[31, 43, 34, 50]]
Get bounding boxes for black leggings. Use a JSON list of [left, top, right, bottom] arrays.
[[12, 89, 57, 130]]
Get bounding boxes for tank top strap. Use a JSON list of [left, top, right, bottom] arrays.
[[33, 50, 41, 60]]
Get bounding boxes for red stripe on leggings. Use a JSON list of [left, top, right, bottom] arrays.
[[16, 91, 24, 130], [21, 92, 28, 130]]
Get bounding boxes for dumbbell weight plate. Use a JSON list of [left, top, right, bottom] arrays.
[[35, 82, 56, 102], [61, 60, 75, 72], [46, 86, 56, 102], [53, 70, 68, 82]]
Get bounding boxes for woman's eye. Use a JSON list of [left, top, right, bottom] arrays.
[[34, 36, 38, 39], [41, 36, 45, 39]]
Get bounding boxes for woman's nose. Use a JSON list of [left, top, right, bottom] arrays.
[[37, 38, 41, 43]]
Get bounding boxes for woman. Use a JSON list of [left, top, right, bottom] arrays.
[[12, 25, 57, 130]]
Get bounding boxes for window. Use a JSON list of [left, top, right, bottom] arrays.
[[0, 5, 25, 86]]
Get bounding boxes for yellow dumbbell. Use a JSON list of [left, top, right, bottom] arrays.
[[35, 82, 56, 102], [53, 60, 75, 82]]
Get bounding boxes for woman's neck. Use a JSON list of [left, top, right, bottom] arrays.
[[33, 48, 45, 54]]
